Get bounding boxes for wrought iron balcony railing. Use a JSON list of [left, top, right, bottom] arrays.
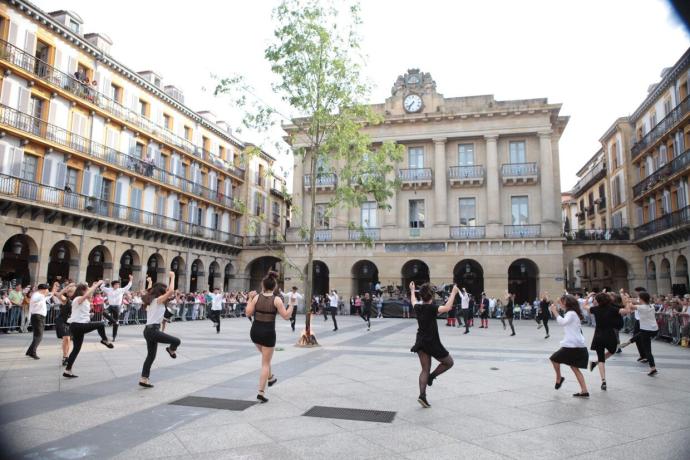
[[348, 228, 381, 241], [634, 205, 690, 240], [501, 162, 538, 177], [631, 96, 690, 158], [448, 165, 484, 179], [449, 226, 485, 239], [572, 161, 606, 197], [303, 173, 337, 188], [563, 228, 631, 242], [399, 168, 433, 182], [632, 147, 690, 198], [504, 224, 541, 238]]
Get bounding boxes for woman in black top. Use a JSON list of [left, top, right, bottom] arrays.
[[410, 281, 459, 408], [246, 271, 293, 403], [501, 291, 516, 336], [361, 292, 372, 331], [53, 282, 76, 366], [583, 292, 629, 390], [538, 292, 551, 339]]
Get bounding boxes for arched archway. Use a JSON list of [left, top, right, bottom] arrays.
[[568, 253, 630, 294], [0, 234, 38, 286], [453, 259, 484, 299], [659, 258, 672, 296], [224, 262, 234, 291], [674, 255, 688, 296], [308, 260, 329, 296], [402, 260, 430, 294], [171, 256, 185, 290], [508, 259, 539, 304], [86, 245, 113, 284], [208, 261, 220, 290], [47, 240, 79, 284], [189, 259, 205, 293], [647, 260, 657, 295], [351, 260, 379, 296], [247, 256, 281, 292], [146, 253, 164, 284], [119, 250, 140, 284]]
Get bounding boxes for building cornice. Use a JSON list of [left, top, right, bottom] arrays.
[[13, 0, 246, 150], [598, 117, 630, 143]]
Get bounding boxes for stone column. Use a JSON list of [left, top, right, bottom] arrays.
[[292, 157, 305, 229], [433, 138, 448, 225], [384, 169, 397, 227], [539, 131, 557, 225], [484, 135, 501, 237]]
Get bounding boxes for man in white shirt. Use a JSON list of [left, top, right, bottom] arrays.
[[327, 290, 339, 331], [209, 288, 224, 334], [459, 288, 471, 334], [101, 274, 132, 341], [287, 286, 303, 332], [25, 283, 51, 359]]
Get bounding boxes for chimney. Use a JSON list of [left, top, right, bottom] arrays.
[[48, 10, 84, 35], [216, 120, 232, 134], [84, 33, 113, 54], [138, 70, 163, 88], [164, 85, 185, 104]]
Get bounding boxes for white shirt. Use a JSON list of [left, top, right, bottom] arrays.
[[459, 291, 470, 310], [637, 304, 659, 332], [68, 298, 91, 324], [328, 293, 339, 308], [29, 292, 48, 316], [556, 310, 586, 348], [102, 281, 132, 307], [210, 293, 224, 311], [288, 291, 303, 307], [146, 298, 166, 325]]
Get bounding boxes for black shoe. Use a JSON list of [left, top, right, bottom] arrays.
[[268, 375, 277, 387], [648, 369, 658, 376], [63, 372, 78, 378], [601, 381, 607, 391], [555, 377, 565, 390], [62, 357, 69, 366], [463, 330, 469, 334], [417, 394, 431, 408], [637, 357, 648, 363], [616, 348, 622, 354], [589, 361, 597, 372], [100, 340, 114, 349], [572, 392, 589, 398], [139, 379, 153, 388], [510, 332, 516, 336], [427, 374, 436, 387], [257, 393, 269, 403], [26, 352, 39, 360], [166, 347, 177, 359], [333, 328, 338, 331], [545, 335, 550, 339]]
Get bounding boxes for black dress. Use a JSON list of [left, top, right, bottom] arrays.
[[480, 298, 489, 319], [55, 299, 72, 339], [250, 294, 277, 347], [590, 306, 619, 356], [505, 299, 514, 319], [410, 302, 448, 360]]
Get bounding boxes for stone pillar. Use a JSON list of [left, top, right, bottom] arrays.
[[292, 156, 305, 229], [384, 169, 397, 227], [539, 131, 557, 226], [484, 135, 500, 237], [433, 138, 447, 225]]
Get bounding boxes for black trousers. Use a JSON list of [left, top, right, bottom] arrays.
[[290, 306, 297, 331], [328, 307, 338, 330], [66, 322, 108, 370], [209, 310, 221, 332], [102, 305, 121, 340], [26, 314, 45, 356], [142, 324, 180, 378], [501, 316, 515, 334], [631, 329, 656, 368], [462, 309, 471, 332], [360, 309, 371, 327], [632, 319, 645, 358]]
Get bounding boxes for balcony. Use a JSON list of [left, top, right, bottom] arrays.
[[597, 199, 607, 213], [0, 174, 244, 247], [272, 213, 281, 226], [572, 162, 606, 198], [631, 96, 690, 158], [0, 39, 242, 180], [304, 173, 337, 191], [501, 163, 538, 185], [348, 228, 381, 241], [563, 228, 631, 242], [586, 204, 595, 218], [448, 165, 484, 187], [352, 172, 384, 189], [246, 235, 282, 247], [449, 226, 485, 239], [0, 104, 242, 214], [634, 204, 690, 240], [632, 147, 690, 198], [398, 168, 432, 188], [504, 224, 541, 238]]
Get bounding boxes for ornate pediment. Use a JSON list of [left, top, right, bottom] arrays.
[[391, 69, 437, 96]]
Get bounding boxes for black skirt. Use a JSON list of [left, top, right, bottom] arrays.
[[550, 347, 589, 369], [411, 336, 449, 361], [55, 315, 70, 339], [591, 329, 618, 354], [250, 320, 276, 348]]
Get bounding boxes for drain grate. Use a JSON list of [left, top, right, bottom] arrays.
[[303, 406, 396, 423], [169, 396, 257, 411]]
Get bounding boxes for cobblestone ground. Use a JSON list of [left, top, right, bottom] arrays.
[[0, 315, 689, 459]]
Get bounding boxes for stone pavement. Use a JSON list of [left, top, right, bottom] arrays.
[[0, 315, 689, 459]]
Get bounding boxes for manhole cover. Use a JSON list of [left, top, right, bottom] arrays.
[[303, 406, 396, 423], [169, 396, 257, 411]]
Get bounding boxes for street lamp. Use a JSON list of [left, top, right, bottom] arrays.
[[12, 240, 23, 255], [123, 253, 132, 266], [192, 262, 198, 273], [56, 246, 66, 260], [465, 263, 471, 274], [92, 250, 102, 263], [171, 259, 179, 271], [520, 263, 526, 274], [148, 257, 157, 270]]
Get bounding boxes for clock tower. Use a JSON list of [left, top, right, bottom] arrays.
[[385, 69, 445, 116]]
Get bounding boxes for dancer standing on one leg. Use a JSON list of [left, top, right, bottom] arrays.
[[63, 281, 114, 379], [139, 271, 181, 388], [287, 286, 302, 332], [246, 271, 293, 403], [53, 282, 76, 366], [209, 288, 224, 334], [459, 287, 471, 334], [410, 281, 457, 408], [101, 274, 132, 342], [620, 291, 658, 376], [479, 293, 489, 329], [584, 292, 630, 390], [540, 292, 551, 339], [500, 291, 516, 336], [25, 283, 52, 360], [361, 292, 372, 331], [548, 295, 589, 397], [327, 290, 339, 331]]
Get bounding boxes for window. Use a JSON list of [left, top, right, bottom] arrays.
[[662, 190, 671, 214], [659, 145, 668, 165], [163, 114, 172, 130], [254, 191, 264, 215], [616, 142, 623, 168], [68, 19, 80, 34], [509, 141, 526, 163], [611, 175, 622, 207], [409, 199, 425, 228], [101, 178, 112, 201], [315, 203, 329, 228], [272, 202, 280, 225], [66, 167, 78, 191], [663, 98, 672, 117], [649, 112, 657, 128], [110, 84, 122, 103], [135, 143, 144, 158], [361, 201, 377, 228], [598, 184, 606, 207], [511, 196, 529, 225], [648, 197, 656, 220], [612, 212, 623, 229], [21, 155, 38, 181], [179, 163, 186, 180], [184, 126, 192, 141], [219, 145, 225, 160], [29, 95, 44, 120], [458, 144, 474, 166], [202, 136, 210, 152], [138, 99, 148, 117], [458, 198, 476, 226], [213, 212, 219, 230], [196, 207, 202, 226], [408, 147, 424, 169]]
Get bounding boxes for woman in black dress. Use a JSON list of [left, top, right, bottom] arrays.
[[410, 281, 459, 408], [53, 282, 76, 366], [246, 271, 293, 403], [584, 292, 630, 390], [501, 290, 516, 336]]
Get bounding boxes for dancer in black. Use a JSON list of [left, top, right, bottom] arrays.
[[139, 272, 180, 388], [620, 291, 658, 376], [548, 295, 589, 397], [361, 292, 372, 331], [479, 293, 489, 329], [501, 290, 516, 336], [538, 292, 551, 339], [246, 271, 293, 403], [410, 281, 458, 408], [53, 282, 76, 366], [584, 292, 630, 390], [63, 281, 114, 378]]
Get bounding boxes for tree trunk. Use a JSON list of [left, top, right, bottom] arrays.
[[297, 151, 319, 347]]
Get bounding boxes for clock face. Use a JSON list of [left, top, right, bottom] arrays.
[[406, 74, 420, 84], [404, 94, 423, 113]]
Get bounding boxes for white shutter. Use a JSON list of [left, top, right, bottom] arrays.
[[224, 178, 231, 197], [8, 23, 18, 47], [92, 173, 103, 198], [115, 181, 123, 205], [106, 128, 116, 149], [23, 31, 36, 55], [48, 103, 57, 125], [0, 78, 12, 106], [173, 199, 180, 220], [95, 71, 103, 93], [132, 188, 142, 209], [0, 143, 7, 175], [56, 162, 67, 189], [129, 92, 139, 112], [41, 158, 53, 185], [82, 168, 91, 194], [53, 49, 62, 72], [67, 57, 77, 75], [18, 87, 30, 113], [10, 148, 23, 176], [171, 156, 179, 175]]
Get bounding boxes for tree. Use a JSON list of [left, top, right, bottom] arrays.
[[215, 0, 403, 346]]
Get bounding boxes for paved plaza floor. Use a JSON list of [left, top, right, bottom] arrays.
[[0, 315, 689, 459]]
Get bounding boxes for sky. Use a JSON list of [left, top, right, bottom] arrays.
[[34, 0, 690, 191]]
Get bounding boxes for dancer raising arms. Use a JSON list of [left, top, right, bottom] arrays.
[[620, 291, 658, 376], [539, 292, 551, 339], [101, 274, 132, 342], [501, 290, 516, 336], [246, 271, 293, 403], [139, 271, 181, 388], [410, 281, 458, 408], [459, 287, 471, 334], [63, 281, 114, 379], [548, 295, 589, 397], [287, 286, 303, 332], [361, 292, 372, 331]]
